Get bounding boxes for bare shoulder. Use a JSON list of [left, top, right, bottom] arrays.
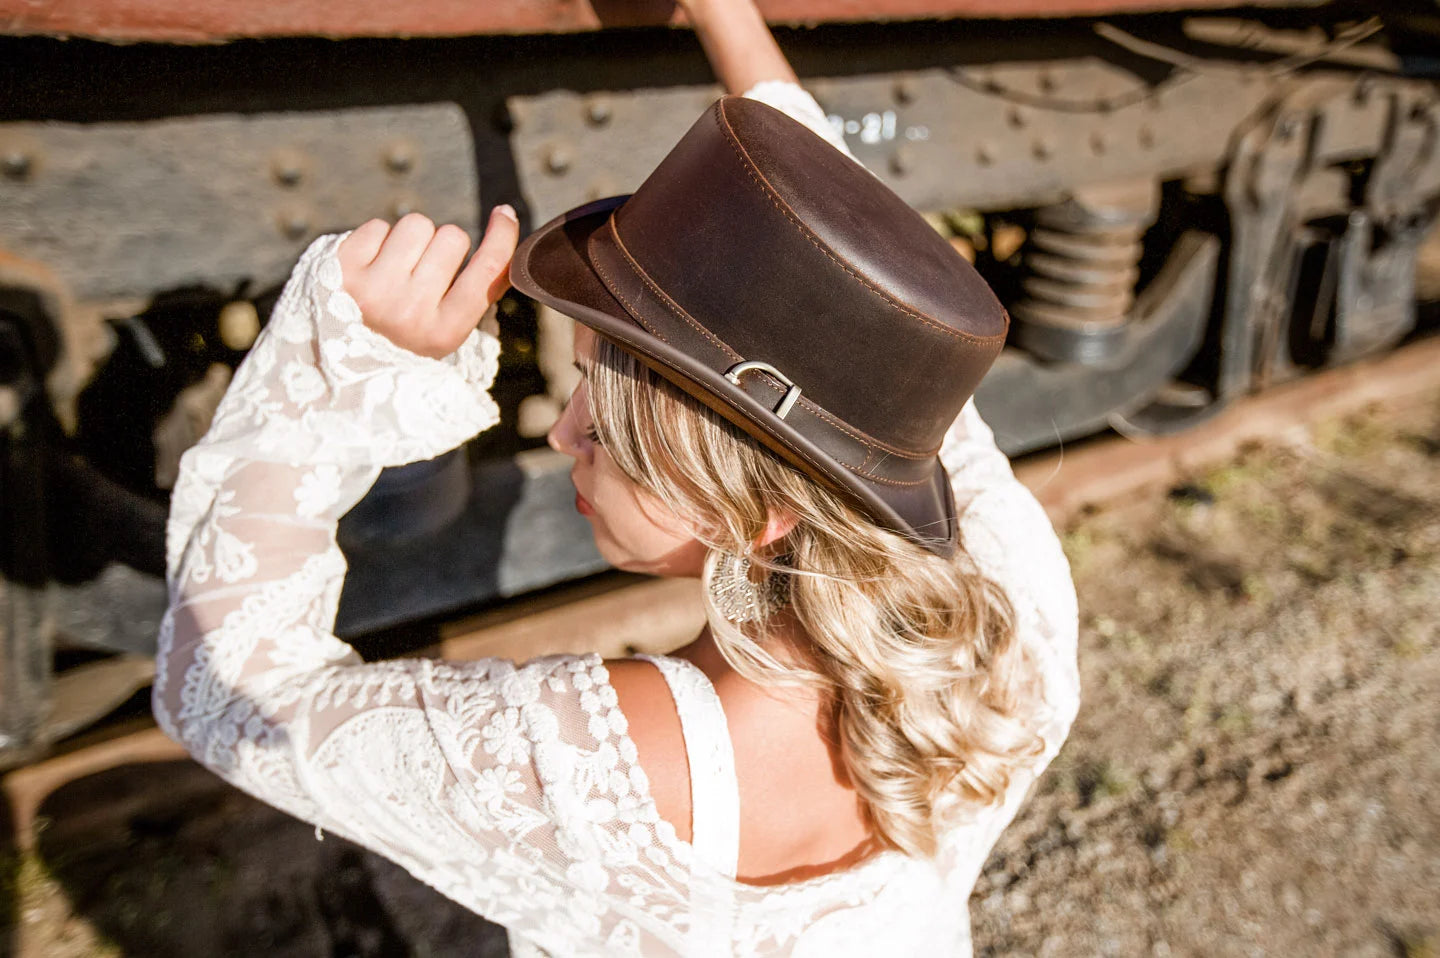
[[605, 657, 692, 843], [606, 653, 875, 883]]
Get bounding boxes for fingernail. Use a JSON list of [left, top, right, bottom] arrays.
[[494, 204, 518, 222]]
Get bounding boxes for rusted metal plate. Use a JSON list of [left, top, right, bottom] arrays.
[[0, 0, 1327, 42], [0, 104, 478, 301], [510, 62, 1275, 224]]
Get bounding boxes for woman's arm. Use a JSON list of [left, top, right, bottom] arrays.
[[678, 0, 796, 94], [156, 214, 518, 811], [154, 215, 700, 953], [682, 0, 858, 160], [941, 402, 1081, 761]]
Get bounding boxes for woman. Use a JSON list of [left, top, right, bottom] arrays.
[[155, 0, 1079, 953]]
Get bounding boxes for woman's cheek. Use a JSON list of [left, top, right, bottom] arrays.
[[588, 470, 703, 574]]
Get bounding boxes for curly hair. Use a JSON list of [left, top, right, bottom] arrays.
[[583, 335, 1045, 857]]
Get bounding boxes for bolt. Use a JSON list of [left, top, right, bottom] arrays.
[[1354, 74, 1375, 107], [0, 385, 19, 428], [975, 142, 996, 167], [586, 177, 619, 201], [1037, 69, 1057, 94], [585, 96, 612, 127], [390, 195, 419, 219], [384, 142, 416, 175], [889, 146, 914, 176], [278, 208, 311, 240], [1031, 138, 1053, 161], [893, 78, 918, 105], [1007, 107, 1026, 130], [271, 152, 304, 187], [2, 150, 32, 180], [505, 100, 526, 131], [546, 144, 572, 175], [218, 300, 261, 351]]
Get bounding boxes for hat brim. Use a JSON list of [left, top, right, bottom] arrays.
[[509, 197, 957, 557]]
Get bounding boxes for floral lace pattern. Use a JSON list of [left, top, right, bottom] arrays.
[[155, 85, 1079, 956]]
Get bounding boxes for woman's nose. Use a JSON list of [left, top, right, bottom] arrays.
[[547, 400, 591, 460]]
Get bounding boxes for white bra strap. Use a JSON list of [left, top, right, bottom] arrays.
[[635, 654, 740, 880]]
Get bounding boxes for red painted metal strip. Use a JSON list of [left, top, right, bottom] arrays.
[[1, 0, 1312, 43]]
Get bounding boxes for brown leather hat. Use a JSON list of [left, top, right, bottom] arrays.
[[510, 95, 1008, 558]]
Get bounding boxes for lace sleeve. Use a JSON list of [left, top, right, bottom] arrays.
[[927, 401, 1079, 875], [153, 235, 697, 952], [941, 400, 1080, 755], [741, 79, 858, 162]]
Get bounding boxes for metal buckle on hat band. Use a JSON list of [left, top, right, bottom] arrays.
[[724, 361, 802, 420]]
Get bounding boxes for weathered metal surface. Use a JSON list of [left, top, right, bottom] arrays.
[[24, 447, 610, 658], [0, 289, 56, 764], [0, 577, 52, 761], [974, 230, 1218, 455], [1011, 180, 1161, 365], [1220, 77, 1440, 401], [0, 0, 1326, 43], [0, 105, 479, 301], [40, 655, 154, 742], [511, 61, 1276, 224], [0, 251, 90, 429], [52, 564, 167, 657], [336, 447, 608, 635]]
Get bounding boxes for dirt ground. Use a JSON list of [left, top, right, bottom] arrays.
[[2, 383, 1437, 958]]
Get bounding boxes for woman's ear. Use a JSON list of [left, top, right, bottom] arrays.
[[754, 509, 799, 551]]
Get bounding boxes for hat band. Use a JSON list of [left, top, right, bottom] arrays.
[[586, 218, 938, 488]]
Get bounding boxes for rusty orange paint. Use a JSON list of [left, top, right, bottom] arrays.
[[0, 0, 1302, 42]]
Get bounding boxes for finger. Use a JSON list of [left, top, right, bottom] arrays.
[[369, 212, 436, 278], [438, 205, 519, 331], [410, 224, 472, 305], [338, 219, 389, 275]]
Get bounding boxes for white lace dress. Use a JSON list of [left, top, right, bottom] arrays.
[[155, 86, 1080, 957]]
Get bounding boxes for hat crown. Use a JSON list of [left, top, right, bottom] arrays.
[[609, 96, 1007, 454], [511, 95, 1014, 553]]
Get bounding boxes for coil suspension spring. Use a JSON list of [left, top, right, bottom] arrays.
[[1012, 181, 1160, 365]]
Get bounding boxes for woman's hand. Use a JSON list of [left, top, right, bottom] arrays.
[[337, 206, 520, 359]]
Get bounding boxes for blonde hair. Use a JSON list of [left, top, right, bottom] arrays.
[[585, 337, 1044, 857]]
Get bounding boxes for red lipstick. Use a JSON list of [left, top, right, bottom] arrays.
[[575, 490, 595, 516]]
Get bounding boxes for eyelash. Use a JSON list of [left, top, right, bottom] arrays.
[[582, 424, 602, 445]]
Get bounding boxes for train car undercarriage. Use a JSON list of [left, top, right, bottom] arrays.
[[2, 6, 1437, 765]]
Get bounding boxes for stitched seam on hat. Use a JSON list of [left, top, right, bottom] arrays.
[[618, 177, 939, 460], [852, 467, 933, 487], [639, 345, 866, 473], [604, 226, 886, 474], [606, 200, 932, 484], [612, 327, 937, 502], [805, 403, 936, 459], [591, 252, 672, 345], [608, 222, 742, 362], [713, 104, 1007, 349]]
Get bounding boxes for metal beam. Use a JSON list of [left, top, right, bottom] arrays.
[[0, 0, 1327, 43]]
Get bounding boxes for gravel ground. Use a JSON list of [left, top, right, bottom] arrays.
[[2, 384, 1437, 958], [973, 388, 1440, 958]]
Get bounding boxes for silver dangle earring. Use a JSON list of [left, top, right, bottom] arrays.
[[708, 550, 791, 624]]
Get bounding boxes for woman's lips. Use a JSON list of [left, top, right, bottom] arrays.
[[575, 490, 595, 516]]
